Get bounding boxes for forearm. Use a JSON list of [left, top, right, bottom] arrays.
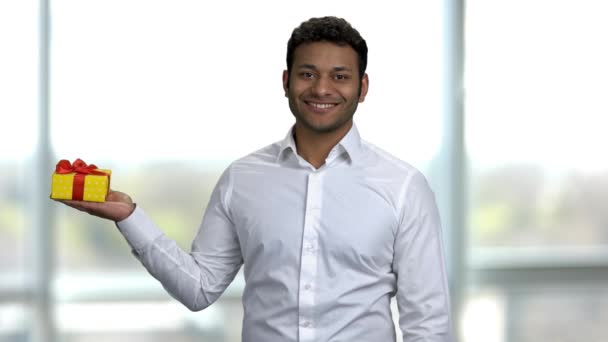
[[398, 292, 452, 341], [135, 234, 210, 311], [117, 206, 237, 311], [396, 172, 453, 341]]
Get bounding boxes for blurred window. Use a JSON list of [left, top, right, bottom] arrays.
[[0, 304, 28, 340], [463, 286, 608, 342], [466, 0, 608, 248], [0, 1, 38, 340], [465, 1, 608, 341], [47, 1, 445, 341]]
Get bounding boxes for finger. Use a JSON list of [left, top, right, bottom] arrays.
[[60, 201, 90, 213], [59, 200, 90, 212], [61, 200, 104, 212], [106, 190, 132, 204]]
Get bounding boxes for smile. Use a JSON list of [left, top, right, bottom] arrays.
[[306, 102, 338, 109]]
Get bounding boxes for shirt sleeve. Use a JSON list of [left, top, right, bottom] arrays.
[[393, 171, 452, 341], [116, 167, 243, 311]]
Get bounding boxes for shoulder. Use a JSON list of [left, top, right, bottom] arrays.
[[355, 140, 437, 230], [228, 141, 282, 168], [359, 140, 435, 206], [360, 139, 425, 183], [237, 140, 282, 163], [213, 141, 283, 199]]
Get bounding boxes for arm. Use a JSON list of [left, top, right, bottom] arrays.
[[393, 172, 452, 341], [56, 168, 243, 311]]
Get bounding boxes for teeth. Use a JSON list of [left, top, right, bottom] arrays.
[[310, 103, 336, 109]]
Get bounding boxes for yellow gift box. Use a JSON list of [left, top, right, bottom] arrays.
[[50, 159, 111, 203]]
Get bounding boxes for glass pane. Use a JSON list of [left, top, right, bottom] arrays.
[[49, 0, 443, 168], [463, 286, 608, 342], [0, 0, 38, 280], [50, 0, 444, 339], [462, 290, 505, 342], [510, 287, 608, 341], [50, 0, 443, 263], [54, 163, 225, 271], [466, 0, 608, 247], [57, 299, 242, 342], [0, 304, 28, 341], [0, 164, 27, 277], [50, 3, 445, 267]]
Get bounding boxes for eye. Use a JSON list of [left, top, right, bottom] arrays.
[[301, 72, 314, 79], [335, 74, 349, 80]]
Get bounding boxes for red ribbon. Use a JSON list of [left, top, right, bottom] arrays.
[[55, 159, 109, 201]]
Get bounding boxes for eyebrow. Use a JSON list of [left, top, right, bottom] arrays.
[[296, 64, 354, 72]]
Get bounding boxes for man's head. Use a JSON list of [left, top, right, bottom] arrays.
[[283, 17, 369, 136], [286, 16, 368, 84]]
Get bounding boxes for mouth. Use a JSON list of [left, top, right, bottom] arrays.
[[305, 101, 339, 113]]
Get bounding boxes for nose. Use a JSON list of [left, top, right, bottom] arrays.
[[311, 76, 332, 96]]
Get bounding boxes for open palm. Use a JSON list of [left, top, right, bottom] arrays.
[[57, 190, 136, 222]]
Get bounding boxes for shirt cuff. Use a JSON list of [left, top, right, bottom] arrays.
[[115, 206, 164, 252]]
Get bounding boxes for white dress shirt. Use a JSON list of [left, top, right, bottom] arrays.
[[117, 124, 452, 341]]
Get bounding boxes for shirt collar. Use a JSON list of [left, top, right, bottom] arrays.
[[276, 123, 363, 165]]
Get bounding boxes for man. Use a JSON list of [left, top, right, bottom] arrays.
[[59, 16, 452, 342]]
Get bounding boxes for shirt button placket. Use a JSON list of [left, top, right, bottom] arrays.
[[298, 171, 322, 342]]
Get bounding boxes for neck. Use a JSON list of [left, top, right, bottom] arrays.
[[293, 121, 352, 169]]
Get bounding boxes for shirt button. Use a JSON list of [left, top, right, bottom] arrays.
[[304, 284, 311, 290], [301, 321, 312, 328], [304, 243, 316, 254]]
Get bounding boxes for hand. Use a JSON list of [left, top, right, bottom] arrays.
[[54, 189, 136, 222]]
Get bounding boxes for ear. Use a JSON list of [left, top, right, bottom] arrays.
[[358, 73, 369, 103], [282, 70, 289, 97]]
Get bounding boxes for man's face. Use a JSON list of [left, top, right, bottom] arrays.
[[283, 41, 368, 135]]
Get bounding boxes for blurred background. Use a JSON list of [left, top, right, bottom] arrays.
[[1, 0, 607, 341]]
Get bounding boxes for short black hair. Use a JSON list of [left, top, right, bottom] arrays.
[[286, 16, 368, 78]]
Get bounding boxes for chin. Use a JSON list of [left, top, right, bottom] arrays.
[[304, 119, 351, 134]]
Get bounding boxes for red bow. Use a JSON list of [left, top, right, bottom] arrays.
[[55, 158, 108, 176]]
